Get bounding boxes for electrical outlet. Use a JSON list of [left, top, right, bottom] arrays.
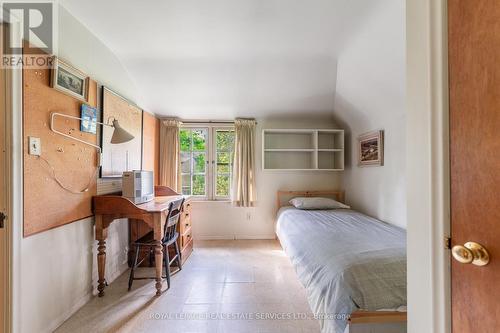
[[29, 137, 41, 156]]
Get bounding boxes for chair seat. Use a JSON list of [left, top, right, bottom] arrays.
[[134, 230, 179, 246]]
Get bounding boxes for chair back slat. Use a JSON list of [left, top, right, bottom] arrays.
[[162, 198, 185, 243]]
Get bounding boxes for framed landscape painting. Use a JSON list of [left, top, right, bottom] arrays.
[[358, 130, 384, 166], [50, 57, 89, 102]]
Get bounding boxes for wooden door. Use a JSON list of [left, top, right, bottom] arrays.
[[449, 1, 500, 332], [0, 37, 7, 333]]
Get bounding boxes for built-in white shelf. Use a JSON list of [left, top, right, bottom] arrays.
[[262, 129, 344, 171], [264, 148, 315, 152], [317, 149, 343, 152]]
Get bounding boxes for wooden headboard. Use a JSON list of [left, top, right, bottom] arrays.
[[276, 190, 346, 211]]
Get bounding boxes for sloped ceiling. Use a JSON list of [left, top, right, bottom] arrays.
[[60, 0, 381, 119]]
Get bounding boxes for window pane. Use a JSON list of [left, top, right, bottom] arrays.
[[217, 164, 231, 174], [192, 175, 206, 196], [217, 152, 231, 173], [180, 129, 191, 151], [215, 130, 234, 199], [181, 152, 191, 173], [217, 152, 231, 164], [216, 130, 234, 151], [192, 129, 207, 151], [216, 174, 230, 197], [181, 174, 191, 195], [193, 153, 206, 173]]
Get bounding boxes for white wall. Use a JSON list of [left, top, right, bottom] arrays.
[[16, 6, 138, 333], [332, 0, 406, 228], [192, 116, 342, 240]]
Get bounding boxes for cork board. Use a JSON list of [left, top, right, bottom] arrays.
[[142, 111, 160, 185], [23, 54, 98, 237], [101, 87, 143, 177]]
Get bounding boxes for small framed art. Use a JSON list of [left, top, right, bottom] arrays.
[[80, 104, 97, 134], [358, 130, 384, 166]]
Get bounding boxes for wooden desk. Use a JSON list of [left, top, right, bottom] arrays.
[[93, 193, 189, 297]]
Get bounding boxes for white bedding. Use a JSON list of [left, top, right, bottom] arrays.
[[276, 207, 407, 333]]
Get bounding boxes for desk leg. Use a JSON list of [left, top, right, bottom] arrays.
[[154, 240, 163, 296], [154, 213, 164, 296], [96, 215, 108, 297]]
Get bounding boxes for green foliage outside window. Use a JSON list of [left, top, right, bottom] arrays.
[[192, 130, 206, 150], [215, 130, 234, 197], [180, 129, 206, 151], [216, 131, 234, 151], [192, 175, 205, 195], [180, 130, 191, 151], [216, 174, 230, 197]]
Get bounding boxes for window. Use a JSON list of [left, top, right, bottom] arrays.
[[214, 129, 234, 199], [180, 128, 208, 196], [180, 126, 235, 200]]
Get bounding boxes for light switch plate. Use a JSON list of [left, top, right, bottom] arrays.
[[28, 136, 41, 156]]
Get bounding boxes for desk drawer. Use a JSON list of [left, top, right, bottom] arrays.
[[181, 229, 192, 248], [180, 214, 192, 234], [181, 238, 193, 264], [183, 202, 192, 218]]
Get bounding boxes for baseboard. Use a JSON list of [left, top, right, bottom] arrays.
[[235, 235, 276, 240], [195, 235, 276, 240], [195, 235, 234, 240]]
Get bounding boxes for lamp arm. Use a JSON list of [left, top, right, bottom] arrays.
[[50, 112, 105, 166]]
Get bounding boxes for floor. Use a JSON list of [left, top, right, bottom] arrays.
[[56, 240, 321, 333]]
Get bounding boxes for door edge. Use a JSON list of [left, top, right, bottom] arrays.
[[406, 0, 451, 332]]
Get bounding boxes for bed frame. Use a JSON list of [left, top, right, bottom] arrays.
[[276, 190, 407, 327]]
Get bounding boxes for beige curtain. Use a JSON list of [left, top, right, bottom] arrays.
[[232, 119, 256, 207], [159, 119, 182, 192]]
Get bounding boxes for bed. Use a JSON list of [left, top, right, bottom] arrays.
[[276, 191, 407, 333]]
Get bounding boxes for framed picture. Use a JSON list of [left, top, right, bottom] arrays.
[[50, 57, 89, 102], [80, 104, 97, 134], [358, 130, 384, 166]]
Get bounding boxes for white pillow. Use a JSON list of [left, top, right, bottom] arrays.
[[289, 197, 350, 210]]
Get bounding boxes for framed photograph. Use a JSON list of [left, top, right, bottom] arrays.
[[358, 130, 384, 166], [80, 104, 97, 134], [50, 57, 89, 102]]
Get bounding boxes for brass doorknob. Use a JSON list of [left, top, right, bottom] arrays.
[[451, 241, 490, 266]]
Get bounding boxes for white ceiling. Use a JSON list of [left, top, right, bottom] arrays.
[[60, 0, 381, 119]]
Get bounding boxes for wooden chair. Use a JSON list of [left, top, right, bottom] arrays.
[[128, 197, 185, 291]]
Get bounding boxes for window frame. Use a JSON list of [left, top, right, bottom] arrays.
[[180, 124, 235, 201]]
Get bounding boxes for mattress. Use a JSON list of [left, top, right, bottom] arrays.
[[276, 207, 407, 333]]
